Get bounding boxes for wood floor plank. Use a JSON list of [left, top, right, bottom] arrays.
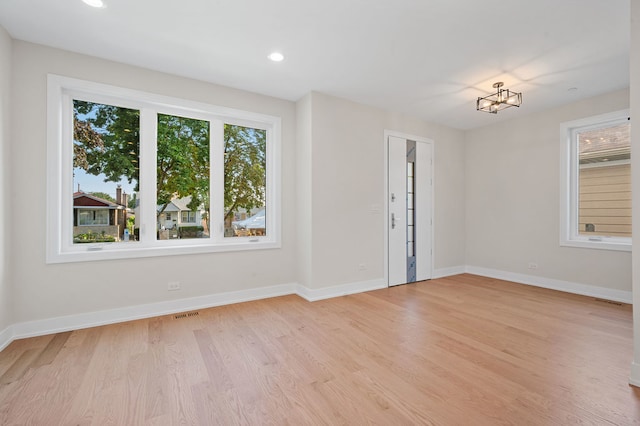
[[30, 331, 72, 369], [1, 273, 639, 425]]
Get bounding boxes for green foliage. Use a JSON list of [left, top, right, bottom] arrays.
[[73, 116, 102, 170], [73, 103, 266, 227], [157, 114, 210, 216], [127, 215, 135, 233], [73, 100, 140, 190], [73, 230, 116, 243], [128, 193, 137, 209], [224, 124, 266, 220], [178, 226, 204, 238]]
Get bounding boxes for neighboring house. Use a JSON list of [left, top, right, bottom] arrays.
[[578, 123, 631, 237], [155, 196, 207, 233], [73, 189, 127, 240], [224, 207, 265, 236], [231, 208, 266, 236], [134, 196, 209, 239]]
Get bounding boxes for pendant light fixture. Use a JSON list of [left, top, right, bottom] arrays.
[[476, 82, 522, 114]]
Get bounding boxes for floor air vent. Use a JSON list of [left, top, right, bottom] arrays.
[[174, 311, 200, 319]]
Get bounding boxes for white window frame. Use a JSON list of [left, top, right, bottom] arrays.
[[559, 109, 630, 251], [47, 74, 281, 263]]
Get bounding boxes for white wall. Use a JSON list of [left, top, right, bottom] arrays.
[[301, 92, 466, 289], [10, 41, 298, 323], [0, 26, 12, 335], [629, 0, 640, 386], [4, 33, 631, 346], [295, 93, 313, 289], [465, 89, 631, 292]]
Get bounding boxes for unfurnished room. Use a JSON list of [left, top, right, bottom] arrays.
[[1, 0, 640, 424]]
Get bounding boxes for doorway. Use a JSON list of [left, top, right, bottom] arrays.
[[385, 132, 433, 286]]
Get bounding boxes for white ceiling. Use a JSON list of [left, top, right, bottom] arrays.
[[0, 0, 630, 130]]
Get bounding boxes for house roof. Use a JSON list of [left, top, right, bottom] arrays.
[[73, 191, 124, 209], [157, 196, 204, 213], [579, 122, 630, 164]]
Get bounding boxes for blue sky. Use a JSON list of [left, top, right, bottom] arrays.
[[73, 168, 136, 199]]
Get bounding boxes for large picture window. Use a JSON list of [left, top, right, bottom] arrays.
[[560, 110, 630, 251], [47, 75, 281, 263]]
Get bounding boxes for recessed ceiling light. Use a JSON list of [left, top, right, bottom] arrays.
[[82, 0, 105, 8], [268, 52, 284, 62]]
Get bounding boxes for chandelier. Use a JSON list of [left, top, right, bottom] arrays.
[[476, 82, 522, 114]]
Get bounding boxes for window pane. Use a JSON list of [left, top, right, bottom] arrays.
[[224, 124, 267, 238], [157, 114, 210, 240], [73, 100, 139, 244], [577, 122, 631, 237]]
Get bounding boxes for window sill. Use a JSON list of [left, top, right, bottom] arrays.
[[47, 239, 281, 264], [560, 238, 631, 252]]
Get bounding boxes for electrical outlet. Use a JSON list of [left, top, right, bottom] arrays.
[[528, 262, 538, 270], [168, 281, 181, 291]]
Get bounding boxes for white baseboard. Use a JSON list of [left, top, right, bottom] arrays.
[[630, 362, 640, 387], [2, 279, 387, 347], [465, 266, 632, 304], [296, 279, 386, 302], [433, 266, 466, 279], [1, 267, 633, 351], [0, 325, 13, 352], [10, 283, 297, 341]]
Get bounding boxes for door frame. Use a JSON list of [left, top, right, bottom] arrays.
[[383, 129, 435, 287]]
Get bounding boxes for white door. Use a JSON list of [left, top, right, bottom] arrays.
[[387, 134, 433, 286]]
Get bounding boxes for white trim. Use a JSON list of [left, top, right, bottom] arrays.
[[433, 265, 466, 279], [466, 265, 632, 304], [559, 238, 631, 252], [0, 269, 633, 351], [0, 279, 386, 347], [559, 109, 631, 252], [47, 74, 282, 263], [296, 279, 387, 302], [11, 283, 297, 340], [0, 325, 13, 352], [630, 362, 640, 387]]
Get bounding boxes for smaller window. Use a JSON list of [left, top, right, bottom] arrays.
[[560, 110, 631, 251], [78, 209, 109, 226], [181, 211, 196, 223]]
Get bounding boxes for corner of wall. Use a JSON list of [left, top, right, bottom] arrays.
[[0, 24, 14, 339], [629, 0, 640, 388], [295, 93, 313, 288]]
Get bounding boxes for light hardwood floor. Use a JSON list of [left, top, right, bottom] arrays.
[[1, 274, 639, 425]]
